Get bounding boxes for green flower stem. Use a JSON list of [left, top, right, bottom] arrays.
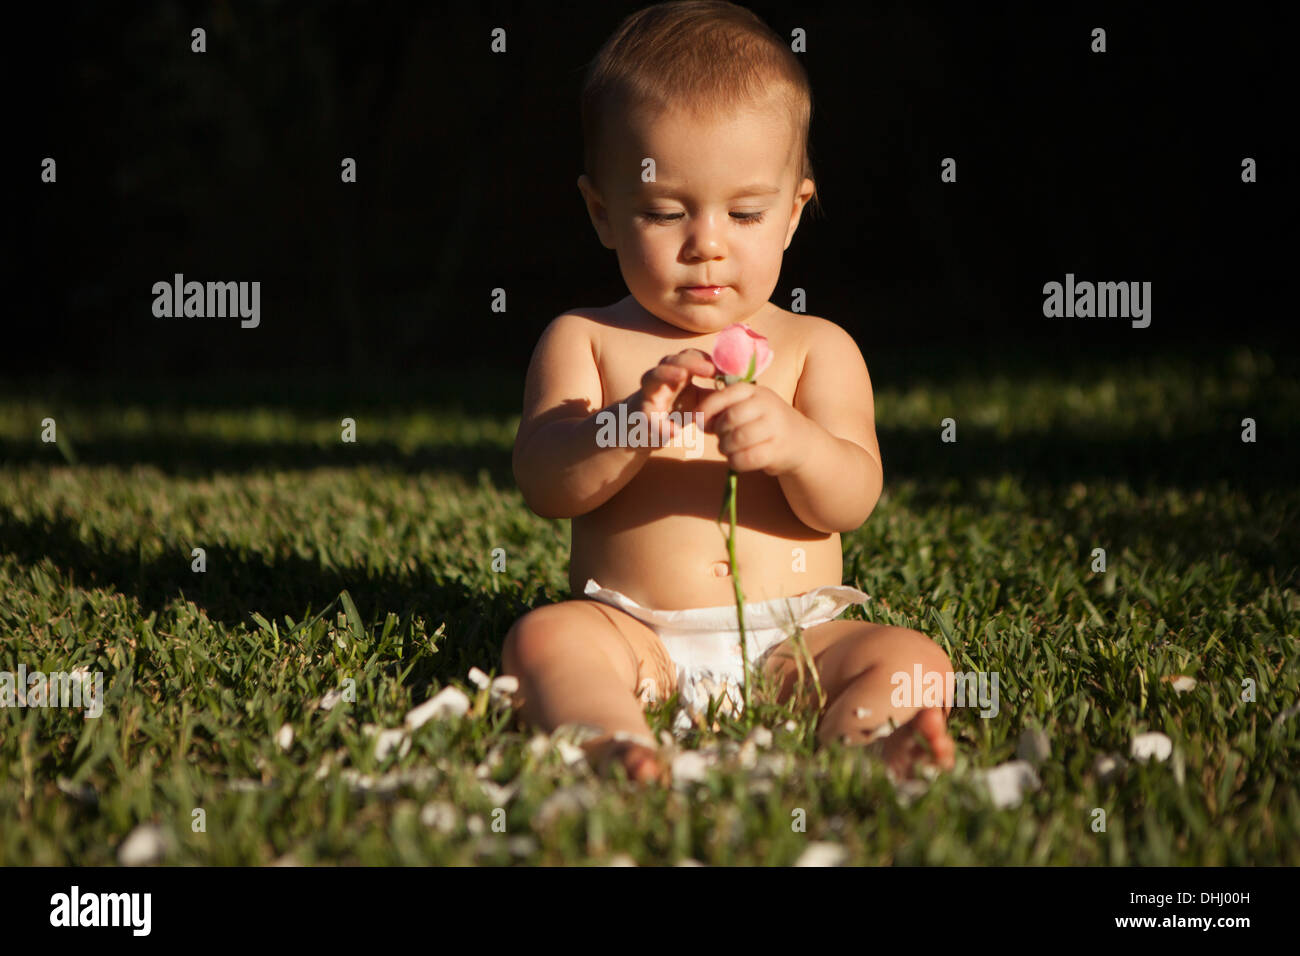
[[714, 357, 759, 721], [724, 468, 750, 718]]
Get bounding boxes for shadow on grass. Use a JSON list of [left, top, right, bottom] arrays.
[[3, 422, 1295, 499], [0, 510, 550, 684], [0, 436, 515, 485], [882, 424, 1300, 495]]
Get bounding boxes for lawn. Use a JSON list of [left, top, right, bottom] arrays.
[[1, 345, 1296, 865]]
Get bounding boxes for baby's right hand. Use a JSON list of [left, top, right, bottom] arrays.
[[637, 349, 717, 437]]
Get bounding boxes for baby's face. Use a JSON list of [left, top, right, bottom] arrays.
[[579, 100, 815, 334]]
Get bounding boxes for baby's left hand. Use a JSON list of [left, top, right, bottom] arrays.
[[697, 383, 809, 476]]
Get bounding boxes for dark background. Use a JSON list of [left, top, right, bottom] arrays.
[[8, 1, 1292, 389]]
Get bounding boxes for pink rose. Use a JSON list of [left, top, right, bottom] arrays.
[[711, 323, 773, 381]]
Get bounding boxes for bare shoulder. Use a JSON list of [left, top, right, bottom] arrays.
[[536, 299, 639, 358], [763, 308, 866, 379], [518, 308, 612, 438], [536, 306, 604, 344], [782, 311, 877, 444], [800, 313, 865, 358]]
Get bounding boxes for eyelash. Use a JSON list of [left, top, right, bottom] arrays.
[[640, 211, 766, 226]]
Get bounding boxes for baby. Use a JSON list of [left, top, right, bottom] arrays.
[[501, 0, 957, 784]]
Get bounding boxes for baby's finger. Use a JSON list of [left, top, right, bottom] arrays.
[[696, 382, 755, 430], [663, 349, 717, 379], [641, 363, 688, 395]]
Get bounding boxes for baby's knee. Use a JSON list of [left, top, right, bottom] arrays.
[[884, 627, 954, 678], [500, 608, 550, 677], [500, 602, 638, 686]]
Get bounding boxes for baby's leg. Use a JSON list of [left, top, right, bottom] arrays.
[[500, 600, 676, 784], [765, 620, 957, 776]]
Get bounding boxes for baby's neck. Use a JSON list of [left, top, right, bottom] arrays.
[[618, 295, 774, 337]]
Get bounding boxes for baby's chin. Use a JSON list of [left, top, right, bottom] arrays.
[[636, 296, 765, 335]]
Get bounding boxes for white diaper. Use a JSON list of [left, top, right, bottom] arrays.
[[583, 578, 871, 735]]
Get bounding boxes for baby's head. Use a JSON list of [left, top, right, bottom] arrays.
[[578, 1, 820, 334]]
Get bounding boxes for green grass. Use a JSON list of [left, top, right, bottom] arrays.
[[1, 346, 1297, 865]]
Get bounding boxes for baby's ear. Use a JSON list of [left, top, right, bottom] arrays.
[[576, 174, 616, 250], [783, 178, 818, 250]]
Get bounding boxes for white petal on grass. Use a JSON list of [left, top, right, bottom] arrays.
[[979, 760, 1041, 809], [554, 741, 588, 767], [507, 836, 538, 857], [1015, 728, 1051, 765], [118, 824, 170, 866], [745, 726, 774, 749], [1130, 732, 1173, 763], [405, 686, 471, 730], [341, 767, 439, 795], [1170, 676, 1197, 693], [368, 727, 411, 761], [468, 667, 491, 690], [276, 723, 294, 752], [550, 722, 606, 746], [479, 780, 518, 805], [421, 801, 460, 833], [527, 733, 551, 760], [671, 751, 711, 785], [475, 743, 508, 779], [57, 777, 97, 805], [318, 688, 344, 711], [314, 750, 339, 781], [893, 778, 930, 807], [737, 740, 758, 770], [489, 675, 519, 707], [534, 786, 597, 827], [784, 720, 798, 732], [1272, 701, 1300, 729], [467, 816, 485, 836], [794, 842, 848, 867], [754, 752, 796, 779], [491, 675, 519, 694], [1092, 752, 1127, 782]]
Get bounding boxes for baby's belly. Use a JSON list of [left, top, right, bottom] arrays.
[[569, 456, 843, 610]]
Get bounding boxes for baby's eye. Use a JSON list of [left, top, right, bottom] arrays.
[[639, 211, 767, 225]]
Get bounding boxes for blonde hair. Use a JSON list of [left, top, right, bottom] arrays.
[[580, 0, 822, 219]]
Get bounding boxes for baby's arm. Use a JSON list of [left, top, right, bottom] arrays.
[[779, 321, 884, 533], [512, 313, 713, 518]]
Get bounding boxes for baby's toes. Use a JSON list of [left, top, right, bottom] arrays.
[[583, 734, 668, 786], [915, 708, 956, 770], [881, 708, 955, 777]]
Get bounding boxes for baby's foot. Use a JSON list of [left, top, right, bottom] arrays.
[[871, 708, 956, 778], [581, 733, 669, 786]]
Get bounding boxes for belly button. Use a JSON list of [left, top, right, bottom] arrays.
[[712, 561, 730, 577]]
